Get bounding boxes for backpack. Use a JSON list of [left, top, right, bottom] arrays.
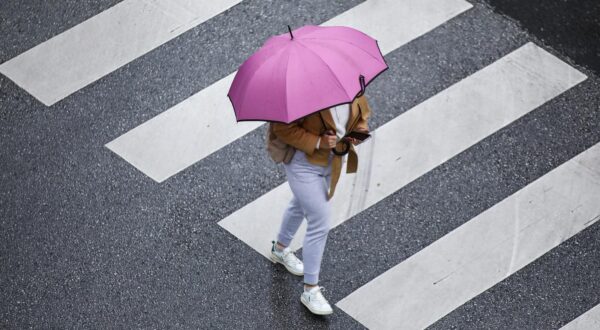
[[266, 118, 304, 164]]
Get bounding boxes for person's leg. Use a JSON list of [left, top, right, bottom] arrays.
[[284, 152, 334, 315], [284, 152, 332, 286], [302, 198, 331, 286], [269, 152, 311, 277], [303, 164, 332, 287], [276, 195, 305, 248], [270, 191, 304, 276]]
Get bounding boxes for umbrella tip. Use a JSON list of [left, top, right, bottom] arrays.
[[287, 25, 294, 40]]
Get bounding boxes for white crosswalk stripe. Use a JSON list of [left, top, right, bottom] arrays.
[[218, 42, 587, 260], [561, 304, 600, 330], [336, 140, 600, 329], [104, 0, 473, 183], [2, 1, 598, 328], [0, 0, 242, 106]]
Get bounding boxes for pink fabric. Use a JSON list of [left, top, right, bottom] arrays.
[[228, 25, 387, 123]]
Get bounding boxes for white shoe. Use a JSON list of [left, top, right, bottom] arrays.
[[301, 286, 333, 315], [270, 240, 304, 276]]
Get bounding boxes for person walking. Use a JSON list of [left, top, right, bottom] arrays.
[[268, 94, 372, 315], [227, 24, 386, 315]]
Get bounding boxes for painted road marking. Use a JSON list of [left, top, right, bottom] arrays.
[[336, 141, 600, 329], [0, 0, 242, 106], [561, 304, 600, 330], [218, 43, 587, 261], [105, 0, 473, 182]]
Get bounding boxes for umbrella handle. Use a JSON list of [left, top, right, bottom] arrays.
[[332, 140, 350, 156], [356, 75, 366, 97]]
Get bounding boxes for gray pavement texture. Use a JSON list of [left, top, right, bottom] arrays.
[[0, 0, 124, 63], [482, 0, 600, 76], [1, 0, 599, 328]]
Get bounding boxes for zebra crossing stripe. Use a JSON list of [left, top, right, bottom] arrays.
[[105, 0, 473, 183], [336, 141, 600, 329], [322, 0, 473, 54], [218, 42, 587, 260], [561, 304, 600, 330], [0, 0, 242, 106]]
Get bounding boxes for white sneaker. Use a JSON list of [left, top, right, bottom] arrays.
[[270, 240, 304, 276], [301, 286, 333, 315]]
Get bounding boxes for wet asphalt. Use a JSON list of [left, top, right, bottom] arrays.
[[1, 0, 599, 328]]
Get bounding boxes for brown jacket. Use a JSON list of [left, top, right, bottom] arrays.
[[271, 95, 372, 200]]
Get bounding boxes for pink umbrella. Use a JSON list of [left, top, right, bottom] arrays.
[[227, 25, 388, 123]]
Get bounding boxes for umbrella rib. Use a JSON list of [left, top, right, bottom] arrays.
[[283, 47, 293, 122], [294, 40, 351, 100], [299, 37, 385, 64]]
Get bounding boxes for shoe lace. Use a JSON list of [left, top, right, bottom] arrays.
[[282, 249, 302, 266], [312, 287, 330, 304]]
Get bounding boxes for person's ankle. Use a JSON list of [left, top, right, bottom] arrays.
[[276, 241, 286, 252], [304, 283, 318, 291]]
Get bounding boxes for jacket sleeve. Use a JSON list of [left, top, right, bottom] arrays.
[[355, 95, 372, 132], [271, 119, 321, 156]]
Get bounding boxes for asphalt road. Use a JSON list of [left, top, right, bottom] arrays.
[[1, 0, 599, 328], [483, 0, 600, 75]]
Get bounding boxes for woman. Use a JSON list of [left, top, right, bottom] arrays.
[[268, 94, 372, 315]]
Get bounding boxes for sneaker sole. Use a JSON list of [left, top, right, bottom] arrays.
[[270, 254, 304, 276], [300, 295, 333, 315]]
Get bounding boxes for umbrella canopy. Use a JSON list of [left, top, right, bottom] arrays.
[[227, 25, 388, 123]]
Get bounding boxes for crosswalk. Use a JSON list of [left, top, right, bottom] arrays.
[[561, 304, 600, 330], [2, 0, 598, 328], [104, 0, 472, 182], [219, 42, 587, 260], [0, 0, 242, 106], [336, 141, 600, 329]]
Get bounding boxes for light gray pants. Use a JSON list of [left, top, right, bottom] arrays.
[[277, 150, 334, 285]]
